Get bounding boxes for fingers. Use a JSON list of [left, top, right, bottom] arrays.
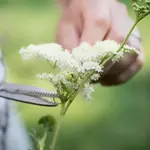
[[56, 17, 80, 51], [100, 50, 144, 86], [99, 2, 144, 85], [102, 36, 141, 77], [100, 36, 143, 86], [80, 1, 110, 44], [117, 52, 144, 83]]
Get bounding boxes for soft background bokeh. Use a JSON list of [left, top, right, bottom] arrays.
[[0, 0, 150, 150]]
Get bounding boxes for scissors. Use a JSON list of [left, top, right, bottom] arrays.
[[0, 51, 59, 107]]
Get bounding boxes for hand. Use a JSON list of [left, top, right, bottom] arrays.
[[56, 0, 144, 86]]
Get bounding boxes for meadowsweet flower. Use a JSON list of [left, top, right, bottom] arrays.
[[94, 40, 120, 53], [82, 83, 94, 100], [78, 61, 102, 73], [19, 43, 62, 60], [37, 71, 79, 96], [36, 73, 54, 81], [72, 40, 136, 63], [19, 40, 138, 101], [91, 73, 101, 81], [19, 43, 79, 70], [124, 45, 139, 54]]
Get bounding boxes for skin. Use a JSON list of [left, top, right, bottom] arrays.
[[56, 0, 144, 86]]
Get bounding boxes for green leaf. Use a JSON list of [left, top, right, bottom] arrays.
[[38, 115, 56, 132]]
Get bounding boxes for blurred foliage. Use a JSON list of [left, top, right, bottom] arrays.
[[0, 0, 150, 150]]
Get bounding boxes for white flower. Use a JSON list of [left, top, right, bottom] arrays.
[[79, 61, 102, 73], [72, 40, 118, 63], [124, 45, 139, 54], [36, 73, 54, 81], [19, 43, 63, 60], [72, 40, 138, 64], [91, 73, 101, 81], [19, 43, 79, 70], [82, 83, 94, 100], [19, 40, 138, 101], [37, 71, 79, 92], [57, 50, 79, 71], [72, 42, 99, 62], [112, 51, 124, 62], [94, 40, 120, 53]]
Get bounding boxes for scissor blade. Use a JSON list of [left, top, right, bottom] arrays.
[[0, 51, 5, 84], [0, 91, 58, 107], [0, 83, 59, 98]]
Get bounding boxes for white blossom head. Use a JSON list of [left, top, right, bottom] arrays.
[[19, 40, 138, 101]]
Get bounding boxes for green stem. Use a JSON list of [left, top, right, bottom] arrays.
[[50, 115, 63, 150], [61, 100, 72, 116], [138, 11, 150, 23], [101, 11, 150, 67], [39, 130, 48, 150], [50, 104, 66, 150], [62, 72, 94, 116], [101, 20, 138, 67]]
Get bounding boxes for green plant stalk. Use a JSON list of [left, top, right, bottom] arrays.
[[62, 71, 94, 116], [49, 11, 150, 150], [50, 116, 63, 150], [101, 11, 150, 66], [101, 22, 138, 66], [50, 105, 65, 150], [39, 130, 48, 150]]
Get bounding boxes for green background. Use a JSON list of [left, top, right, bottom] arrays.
[[0, 0, 150, 150]]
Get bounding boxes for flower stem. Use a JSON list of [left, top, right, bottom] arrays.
[[50, 107, 65, 150], [101, 11, 150, 67], [39, 130, 48, 150], [62, 72, 94, 116], [101, 20, 138, 67]]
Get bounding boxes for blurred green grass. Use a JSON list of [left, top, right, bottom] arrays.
[[0, 1, 150, 150]]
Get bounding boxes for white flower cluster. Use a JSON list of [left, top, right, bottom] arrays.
[[19, 40, 138, 100], [19, 43, 79, 70], [37, 72, 79, 95], [82, 83, 94, 100]]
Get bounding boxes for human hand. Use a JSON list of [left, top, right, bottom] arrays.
[[56, 0, 144, 86]]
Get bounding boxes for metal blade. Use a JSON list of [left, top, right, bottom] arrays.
[[0, 91, 58, 107], [0, 83, 60, 98], [0, 51, 5, 84]]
